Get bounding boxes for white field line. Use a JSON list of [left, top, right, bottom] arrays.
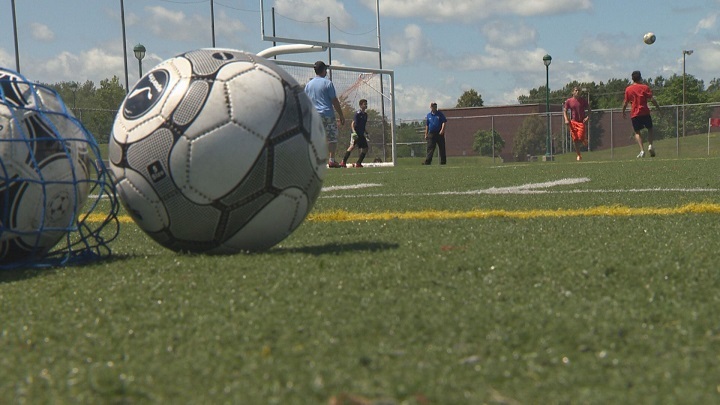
[[89, 178, 719, 199], [319, 177, 720, 198]]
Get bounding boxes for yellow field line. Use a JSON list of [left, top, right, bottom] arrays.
[[306, 202, 720, 222], [83, 202, 720, 224]]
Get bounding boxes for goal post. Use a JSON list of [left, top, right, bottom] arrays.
[[270, 60, 397, 166]]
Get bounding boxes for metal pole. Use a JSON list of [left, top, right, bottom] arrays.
[[210, 0, 216, 47], [376, 0, 388, 162], [120, 0, 129, 93], [683, 51, 686, 138], [11, 0, 20, 72], [545, 65, 551, 159], [587, 90, 591, 151], [681, 50, 694, 138]]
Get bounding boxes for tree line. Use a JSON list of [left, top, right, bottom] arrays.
[[461, 73, 720, 158], [44, 72, 720, 158]]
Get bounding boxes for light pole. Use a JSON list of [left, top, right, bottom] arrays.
[[68, 82, 78, 112], [682, 49, 693, 137], [543, 54, 552, 160], [134, 44, 146, 79], [582, 87, 591, 151]]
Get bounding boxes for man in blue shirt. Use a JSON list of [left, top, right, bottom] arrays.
[[423, 102, 447, 165], [304, 61, 346, 168]]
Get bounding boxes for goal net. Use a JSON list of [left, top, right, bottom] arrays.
[[273, 61, 397, 166]]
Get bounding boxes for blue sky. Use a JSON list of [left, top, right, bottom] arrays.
[[1, 0, 719, 119]]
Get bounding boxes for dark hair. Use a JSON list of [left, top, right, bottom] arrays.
[[631, 70, 642, 82], [313, 61, 328, 75], [359, 99, 367, 105]]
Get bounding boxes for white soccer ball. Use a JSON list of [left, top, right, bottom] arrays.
[[0, 69, 92, 264], [109, 48, 327, 253], [643, 32, 656, 45]]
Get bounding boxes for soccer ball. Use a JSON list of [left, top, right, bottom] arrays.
[[643, 32, 656, 45], [109, 48, 327, 253], [0, 69, 92, 264]]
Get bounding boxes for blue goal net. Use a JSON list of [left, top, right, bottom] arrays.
[[0, 68, 120, 270]]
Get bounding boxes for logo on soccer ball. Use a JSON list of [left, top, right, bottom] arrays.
[[147, 161, 166, 183], [123, 70, 170, 120], [212, 51, 236, 61]]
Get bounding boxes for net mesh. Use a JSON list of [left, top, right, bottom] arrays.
[[275, 62, 395, 164], [0, 69, 120, 270]]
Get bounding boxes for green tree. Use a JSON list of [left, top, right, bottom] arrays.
[[472, 129, 504, 157], [512, 115, 547, 160], [456, 89, 484, 108], [396, 121, 424, 157]]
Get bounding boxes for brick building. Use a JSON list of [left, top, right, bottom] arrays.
[[439, 104, 639, 161]]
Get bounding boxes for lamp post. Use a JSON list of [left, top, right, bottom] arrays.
[[582, 87, 591, 151], [682, 49, 693, 137], [134, 43, 146, 79], [68, 82, 78, 112], [543, 54, 552, 160]]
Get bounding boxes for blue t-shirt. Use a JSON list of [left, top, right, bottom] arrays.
[[426, 110, 447, 133], [304, 76, 337, 118]]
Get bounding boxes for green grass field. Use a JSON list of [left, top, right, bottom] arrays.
[[2, 136, 720, 404]]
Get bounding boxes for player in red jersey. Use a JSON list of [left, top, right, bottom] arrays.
[[622, 71, 661, 158]]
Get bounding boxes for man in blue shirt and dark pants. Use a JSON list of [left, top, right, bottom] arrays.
[[422, 102, 447, 165]]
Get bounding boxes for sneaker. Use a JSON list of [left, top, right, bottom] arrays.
[[328, 161, 341, 168], [338, 161, 347, 168], [576, 155, 582, 161], [637, 151, 645, 158], [649, 147, 656, 158], [353, 163, 363, 168]]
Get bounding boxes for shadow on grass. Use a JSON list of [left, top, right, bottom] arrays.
[[274, 241, 400, 256]]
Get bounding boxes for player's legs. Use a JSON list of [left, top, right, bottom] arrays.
[[322, 116, 340, 167], [424, 134, 437, 164], [355, 136, 369, 166], [631, 117, 646, 157], [569, 121, 584, 159], [437, 135, 447, 164]]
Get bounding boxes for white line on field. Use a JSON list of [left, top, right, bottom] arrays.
[[319, 177, 720, 198], [321, 183, 383, 192]]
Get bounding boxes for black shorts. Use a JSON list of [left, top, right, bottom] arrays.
[[353, 135, 369, 149], [631, 115, 653, 132]]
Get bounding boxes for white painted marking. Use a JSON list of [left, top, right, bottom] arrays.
[[321, 183, 382, 192]]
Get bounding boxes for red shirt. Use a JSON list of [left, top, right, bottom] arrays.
[[624, 83, 653, 118], [564, 97, 589, 122]]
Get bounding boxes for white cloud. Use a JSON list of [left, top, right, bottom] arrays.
[[29, 47, 125, 84], [481, 21, 537, 49], [695, 12, 717, 33], [383, 24, 440, 66], [143, 6, 208, 42], [30, 23, 55, 42], [273, 0, 353, 27], [375, 0, 591, 22]]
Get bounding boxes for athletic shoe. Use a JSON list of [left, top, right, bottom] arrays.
[[649, 148, 656, 158], [353, 163, 363, 168], [576, 155, 582, 161], [637, 151, 645, 158], [328, 161, 341, 168], [338, 161, 347, 168]]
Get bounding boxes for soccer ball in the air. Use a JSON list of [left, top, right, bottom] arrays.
[[643, 32, 656, 45], [0, 69, 92, 264], [109, 48, 327, 253]]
